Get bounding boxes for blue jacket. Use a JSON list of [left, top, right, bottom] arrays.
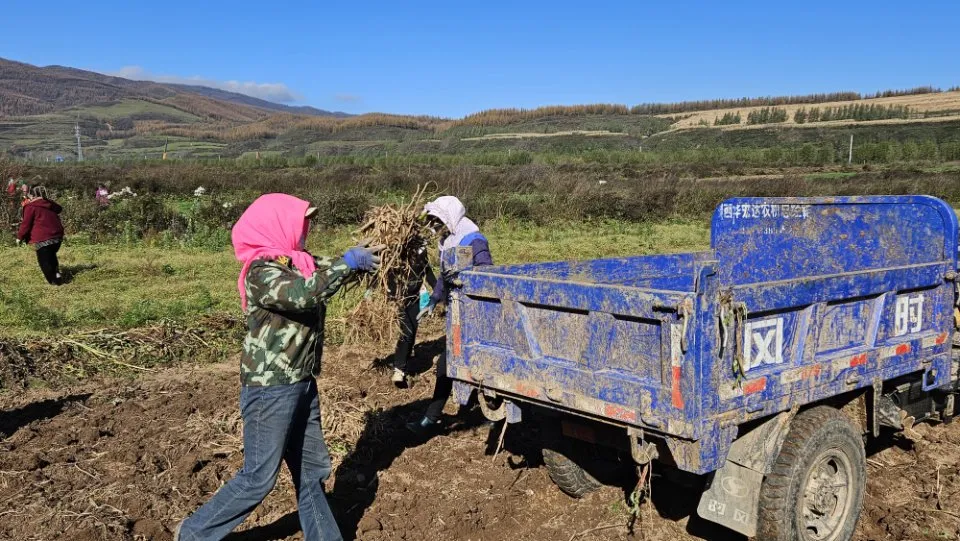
[[430, 232, 492, 305]]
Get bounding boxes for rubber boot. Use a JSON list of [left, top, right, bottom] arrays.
[[406, 416, 442, 437]]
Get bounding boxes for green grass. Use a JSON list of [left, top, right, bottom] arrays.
[[921, 163, 960, 174], [239, 150, 284, 159], [68, 99, 202, 123], [0, 220, 710, 337], [803, 171, 859, 181], [0, 244, 237, 336], [166, 141, 227, 151], [486, 219, 709, 263]]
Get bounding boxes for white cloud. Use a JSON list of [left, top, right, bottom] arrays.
[[106, 66, 303, 104]]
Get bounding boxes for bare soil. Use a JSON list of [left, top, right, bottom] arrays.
[[1, 337, 958, 541]]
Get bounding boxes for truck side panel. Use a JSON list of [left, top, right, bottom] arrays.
[[706, 196, 958, 422], [450, 253, 706, 439], [446, 196, 958, 476]]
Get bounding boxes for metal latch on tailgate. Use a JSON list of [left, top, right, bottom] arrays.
[[719, 292, 748, 383], [655, 297, 693, 353], [656, 297, 694, 411]]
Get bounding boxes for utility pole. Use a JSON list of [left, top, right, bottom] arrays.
[[75, 118, 84, 162], [848, 134, 854, 164]]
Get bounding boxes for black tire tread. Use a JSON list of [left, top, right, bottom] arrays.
[[756, 406, 867, 541], [542, 447, 602, 498]]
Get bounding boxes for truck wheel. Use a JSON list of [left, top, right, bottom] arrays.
[[542, 444, 603, 498], [757, 406, 866, 541]]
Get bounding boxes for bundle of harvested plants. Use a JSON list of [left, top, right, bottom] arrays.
[[342, 185, 435, 349]]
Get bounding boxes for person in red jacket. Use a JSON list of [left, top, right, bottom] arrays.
[[17, 186, 65, 285]]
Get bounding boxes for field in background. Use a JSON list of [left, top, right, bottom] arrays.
[[2, 157, 958, 340], [3, 68, 960, 167], [0, 219, 708, 339], [666, 89, 960, 128]]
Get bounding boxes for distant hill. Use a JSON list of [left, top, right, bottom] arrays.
[[0, 58, 348, 118], [162, 83, 350, 117], [2, 55, 958, 162]]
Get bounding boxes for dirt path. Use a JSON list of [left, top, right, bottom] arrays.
[[1, 341, 958, 541]]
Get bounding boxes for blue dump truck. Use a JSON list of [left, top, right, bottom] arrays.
[[441, 196, 960, 540]]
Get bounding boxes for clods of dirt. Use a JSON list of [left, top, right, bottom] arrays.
[[1, 341, 959, 541]]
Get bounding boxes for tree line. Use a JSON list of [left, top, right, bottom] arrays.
[[714, 112, 741, 125], [747, 108, 789, 124], [865, 86, 940, 99], [633, 92, 859, 115], [628, 86, 951, 115], [453, 86, 953, 122], [794, 104, 911, 123], [707, 104, 915, 126], [451, 104, 631, 127]]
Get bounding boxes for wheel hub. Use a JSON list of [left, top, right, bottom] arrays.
[[801, 448, 853, 541]]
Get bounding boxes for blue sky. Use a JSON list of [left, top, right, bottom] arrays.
[[3, 0, 958, 117]]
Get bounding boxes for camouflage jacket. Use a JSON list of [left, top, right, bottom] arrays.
[[240, 256, 352, 386]]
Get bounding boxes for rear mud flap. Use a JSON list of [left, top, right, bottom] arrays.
[[696, 460, 762, 537]]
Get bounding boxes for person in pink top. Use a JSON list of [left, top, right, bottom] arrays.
[[95, 185, 109, 207]]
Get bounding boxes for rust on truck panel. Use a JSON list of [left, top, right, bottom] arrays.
[[671, 366, 684, 409], [452, 323, 462, 356]]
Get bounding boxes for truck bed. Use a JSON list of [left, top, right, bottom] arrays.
[[445, 196, 959, 474]]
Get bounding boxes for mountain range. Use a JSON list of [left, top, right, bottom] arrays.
[[2, 56, 958, 162], [0, 57, 348, 118]]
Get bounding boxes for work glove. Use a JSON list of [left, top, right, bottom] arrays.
[[417, 301, 436, 322], [343, 240, 385, 273], [441, 266, 459, 281]]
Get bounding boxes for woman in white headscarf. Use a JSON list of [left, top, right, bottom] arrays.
[[407, 196, 492, 437]]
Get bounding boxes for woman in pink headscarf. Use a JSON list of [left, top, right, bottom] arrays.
[[176, 194, 383, 541]]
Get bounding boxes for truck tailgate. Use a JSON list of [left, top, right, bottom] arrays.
[[447, 254, 707, 438]]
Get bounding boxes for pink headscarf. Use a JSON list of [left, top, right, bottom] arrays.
[[232, 193, 317, 311]]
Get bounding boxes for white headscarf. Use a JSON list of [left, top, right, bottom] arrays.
[[423, 196, 480, 251]]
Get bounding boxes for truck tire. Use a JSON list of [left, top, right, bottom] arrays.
[[542, 444, 603, 498], [757, 406, 866, 541]]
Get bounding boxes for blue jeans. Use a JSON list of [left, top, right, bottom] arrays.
[[178, 379, 342, 541]]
